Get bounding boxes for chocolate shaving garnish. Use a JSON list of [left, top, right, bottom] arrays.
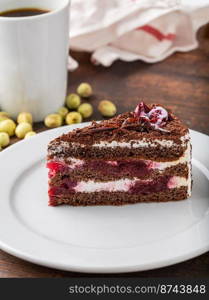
[[121, 119, 151, 132], [77, 126, 119, 136], [90, 127, 119, 133], [157, 127, 171, 133], [168, 114, 174, 121], [121, 116, 138, 127]]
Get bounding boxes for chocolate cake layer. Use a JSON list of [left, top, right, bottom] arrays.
[[49, 187, 188, 206], [48, 163, 189, 184], [48, 144, 187, 160]]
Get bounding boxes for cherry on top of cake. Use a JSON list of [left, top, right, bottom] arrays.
[[52, 102, 189, 145]]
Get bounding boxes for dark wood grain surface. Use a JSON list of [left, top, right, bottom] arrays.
[[0, 24, 209, 278]]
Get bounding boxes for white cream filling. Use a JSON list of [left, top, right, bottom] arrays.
[[66, 157, 84, 169], [49, 141, 69, 154], [75, 178, 134, 193], [92, 134, 190, 149], [167, 177, 188, 189], [92, 139, 174, 148], [74, 176, 189, 193]]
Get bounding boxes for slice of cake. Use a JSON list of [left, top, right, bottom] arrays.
[[47, 102, 192, 206]]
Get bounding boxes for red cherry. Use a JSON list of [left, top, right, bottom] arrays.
[[134, 102, 150, 117], [148, 106, 168, 125], [133, 103, 170, 130], [47, 161, 65, 172]]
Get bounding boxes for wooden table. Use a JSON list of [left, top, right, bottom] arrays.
[[0, 24, 209, 278]]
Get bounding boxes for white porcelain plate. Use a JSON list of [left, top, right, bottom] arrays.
[[0, 124, 209, 273]]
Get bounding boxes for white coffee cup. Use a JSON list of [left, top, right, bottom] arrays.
[[0, 0, 70, 122]]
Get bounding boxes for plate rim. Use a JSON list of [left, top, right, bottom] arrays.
[[0, 239, 208, 274]]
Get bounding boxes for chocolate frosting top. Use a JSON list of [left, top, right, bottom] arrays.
[[50, 103, 189, 146]]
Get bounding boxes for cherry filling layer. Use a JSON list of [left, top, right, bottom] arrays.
[[48, 175, 176, 197], [47, 159, 160, 179]]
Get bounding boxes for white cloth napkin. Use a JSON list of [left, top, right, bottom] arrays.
[[68, 0, 209, 70]]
